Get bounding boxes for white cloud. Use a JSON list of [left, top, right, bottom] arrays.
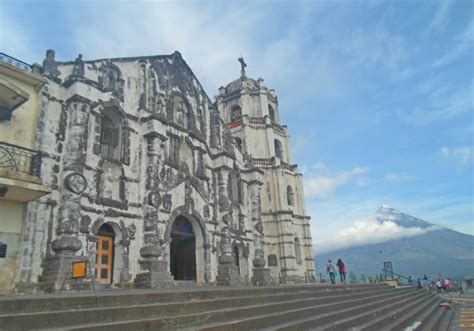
[[401, 85, 473, 125], [384, 172, 417, 182], [315, 217, 438, 253], [426, 0, 453, 33], [439, 146, 474, 170], [303, 163, 368, 199], [433, 20, 474, 67]]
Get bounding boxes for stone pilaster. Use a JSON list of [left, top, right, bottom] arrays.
[[217, 169, 230, 212], [40, 97, 90, 292], [134, 133, 173, 288], [216, 226, 240, 285], [209, 108, 221, 149], [249, 180, 273, 286]]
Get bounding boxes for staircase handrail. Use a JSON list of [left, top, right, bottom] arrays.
[[382, 268, 415, 284]]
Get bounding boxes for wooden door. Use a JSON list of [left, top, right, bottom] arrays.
[[95, 236, 113, 285]]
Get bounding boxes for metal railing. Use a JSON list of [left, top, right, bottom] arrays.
[[0, 141, 41, 177], [382, 268, 415, 285], [0, 53, 33, 73]]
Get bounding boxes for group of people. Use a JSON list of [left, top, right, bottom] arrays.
[[416, 274, 453, 292], [326, 259, 346, 284]]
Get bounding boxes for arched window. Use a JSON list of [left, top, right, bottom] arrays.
[[287, 185, 295, 206], [274, 139, 283, 159], [230, 105, 242, 122], [294, 237, 302, 264], [100, 110, 122, 160], [268, 105, 275, 122]]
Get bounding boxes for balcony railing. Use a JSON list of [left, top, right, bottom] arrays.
[[0, 141, 41, 177], [0, 53, 33, 73]]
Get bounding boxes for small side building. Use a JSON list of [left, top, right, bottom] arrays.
[[0, 53, 51, 293]]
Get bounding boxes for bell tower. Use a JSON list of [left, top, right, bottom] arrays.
[[215, 59, 315, 283]]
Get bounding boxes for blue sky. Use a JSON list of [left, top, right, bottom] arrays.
[[1, 0, 472, 251]]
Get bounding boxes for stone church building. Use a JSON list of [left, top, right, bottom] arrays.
[[14, 50, 315, 291]]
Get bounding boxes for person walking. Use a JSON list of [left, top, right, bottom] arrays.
[[336, 258, 346, 283], [327, 260, 336, 284]]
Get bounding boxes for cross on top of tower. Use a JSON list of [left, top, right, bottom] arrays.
[[238, 57, 246, 79]]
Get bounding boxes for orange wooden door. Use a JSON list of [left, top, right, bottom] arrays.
[[95, 236, 113, 285]]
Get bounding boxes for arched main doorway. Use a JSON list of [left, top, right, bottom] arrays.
[[170, 216, 196, 281], [95, 223, 115, 285]]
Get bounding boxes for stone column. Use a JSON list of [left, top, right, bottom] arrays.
[[134, 133, 173, 288], [40, 97, 90, 292], [303, 219, 316, 282], [209, 108, 221, 149], [216, 226, 239, 285], [249, 180, 273, 286], [217, 169, 230, 212]]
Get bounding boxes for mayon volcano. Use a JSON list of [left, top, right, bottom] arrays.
[[314, 206, 474, 280]]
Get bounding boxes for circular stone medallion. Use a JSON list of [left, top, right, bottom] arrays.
[[64, 172, 88, 194]]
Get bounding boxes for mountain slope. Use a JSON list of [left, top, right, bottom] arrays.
[[315, 206, 474, 281]]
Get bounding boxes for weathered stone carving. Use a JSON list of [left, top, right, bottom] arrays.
[[203, 205, 210, 219], [41, 49, 61, 81], [162, 194, 172, 212], [79, 216, 91, 234], [148, 192, 161, 207], [209, 108, 221, 149], [216, 226, 240, 285], [64, 172, 87, 194], [99, 62, 124, 100], [222, 213, 232, 226], [127, 224, 136, 240], [222, 129, 234, 156], [217, 170, 229, 212], [72, 54, 84, 77]]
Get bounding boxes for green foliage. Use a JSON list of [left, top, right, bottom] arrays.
[[360, 274, 367, 284], [349, 271, 358, 284]]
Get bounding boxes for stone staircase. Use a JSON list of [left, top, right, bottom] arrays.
[[0, 284, 453, 330]]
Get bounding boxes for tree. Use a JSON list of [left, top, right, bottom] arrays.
[[360, 274, 367, 284], [368, 276, 374, 283], [349, 271, 358, 284]]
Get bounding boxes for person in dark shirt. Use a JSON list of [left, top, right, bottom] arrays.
[[336, 258, 346, 283]]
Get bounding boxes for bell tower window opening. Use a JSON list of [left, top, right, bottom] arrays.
[[230, 105, 242, 123], [274, 139, 283, 159], [268, 104, 275, 123], [287, 185, 295, 206], [295, 237, 302, 264], [100, 110, 122, 160]]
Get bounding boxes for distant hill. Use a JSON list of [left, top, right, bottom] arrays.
[[315, 206, 474, 281]]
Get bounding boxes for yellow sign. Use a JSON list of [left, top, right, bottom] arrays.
[[72, 261, 87, 279]]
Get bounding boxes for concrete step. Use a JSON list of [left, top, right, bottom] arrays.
[[58, 287, 402, 331], [0, 287, 391, 330], [354, 290, 433, 331], [415, 298, 447, 331], [0, 284, 381, 314], [435, 306, 454, 331], [263, 288, 424, 331], [401, 294, 443, 331], [191, 287, 420, 331], [380, 293, 440, 330]]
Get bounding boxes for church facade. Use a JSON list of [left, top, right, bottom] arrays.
[[14, 50, 315, 291]]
